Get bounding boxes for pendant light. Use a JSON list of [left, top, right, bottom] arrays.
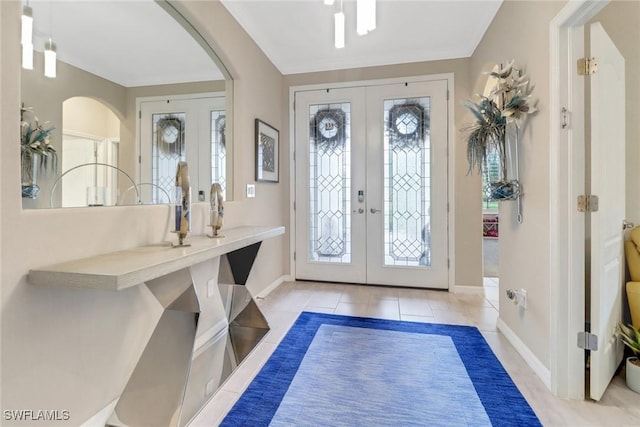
[[334, 11, 345, 49], [44, 38, 56, 78], [21, 4, 33, 70], [44, 0, 56, 78], [357, 0, 376, 35]]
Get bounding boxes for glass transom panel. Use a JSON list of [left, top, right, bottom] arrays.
[[308, 103, 352, 263], [383, 98, 431, 267]]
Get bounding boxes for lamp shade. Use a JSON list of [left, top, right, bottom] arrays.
[[334, 12, 345, 49], [22, 43, 34, 70], [21, 5, 33, 46], [44, 39, 57, 78], [357, 0, 376, 35]]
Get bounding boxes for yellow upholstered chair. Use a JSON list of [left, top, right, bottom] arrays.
[[623, 226, 640, 329]]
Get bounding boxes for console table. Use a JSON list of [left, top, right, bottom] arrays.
[[29, 225, 285, 427]]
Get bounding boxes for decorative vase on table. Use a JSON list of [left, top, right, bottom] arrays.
[[21, 150, 40, 199]]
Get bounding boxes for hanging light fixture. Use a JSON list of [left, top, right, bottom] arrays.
[[21, 5, 33, 45], [21, 4, 33, 70], [44, 0, 56, 78], [334, 11, 345, 49], [357, 0, 376, 35], [44, 38, 56, 78]]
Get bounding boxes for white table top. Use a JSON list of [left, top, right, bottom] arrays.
[[28, 226, 285, 291]]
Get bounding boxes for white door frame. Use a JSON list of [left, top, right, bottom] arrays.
[[288, 74, 456, 290], [549, 0, 610, 399]]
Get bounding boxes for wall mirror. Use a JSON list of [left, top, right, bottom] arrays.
[[21, 0, 233, 209]]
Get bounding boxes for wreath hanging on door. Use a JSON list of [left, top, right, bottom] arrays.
[[156, 115, 185, 155]]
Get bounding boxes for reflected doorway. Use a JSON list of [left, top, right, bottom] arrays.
[[60, 97, 120, 207]]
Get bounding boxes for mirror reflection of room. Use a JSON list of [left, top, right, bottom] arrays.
[[20, 0, 231, 209]]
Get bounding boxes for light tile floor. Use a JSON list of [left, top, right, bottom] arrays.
[[190, 280, 640, 427]]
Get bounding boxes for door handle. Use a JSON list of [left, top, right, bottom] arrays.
[[370, 208, 381, 214], [624, 220, 635, 230], [352, 208, 364, 214]]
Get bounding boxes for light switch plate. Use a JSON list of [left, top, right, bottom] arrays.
[[246, 184, 256, 198]]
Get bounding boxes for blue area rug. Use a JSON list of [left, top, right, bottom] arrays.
[[221, 312, 541, 427]]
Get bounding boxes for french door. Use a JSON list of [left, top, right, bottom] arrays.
[[294, 80, 449, 288], [139, 94, 226, 204]]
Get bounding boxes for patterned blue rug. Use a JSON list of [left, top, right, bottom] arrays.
[[221, 312, 541, 427]]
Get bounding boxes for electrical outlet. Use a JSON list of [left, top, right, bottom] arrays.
[[207, 279, 215, 297], [246, 184, 256, 198]]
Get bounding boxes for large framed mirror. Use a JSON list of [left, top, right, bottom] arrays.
[[20, 0, 233, 209]]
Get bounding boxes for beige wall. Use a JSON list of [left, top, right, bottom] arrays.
[[63, 97, 119, 138], [284, 58, 483, 287], [1, 0, 287, 424], [471, 0, 566, 368]]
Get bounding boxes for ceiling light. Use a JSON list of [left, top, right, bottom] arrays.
[[44, 38, 56, 78], [334, 12, 345, 49], [324, 0, 335, 5], [21, 5, 33, 46], [357, 0, 376, 35], [22, 43, 33, 70]]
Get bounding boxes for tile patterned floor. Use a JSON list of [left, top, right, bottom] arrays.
[[189, 280, 640, 427]]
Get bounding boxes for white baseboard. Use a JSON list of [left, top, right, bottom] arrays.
[[452, 285, 485, 294], [256, 275, 291, 299], [80, 399, 118, 427], [497, 317, 552, 390]]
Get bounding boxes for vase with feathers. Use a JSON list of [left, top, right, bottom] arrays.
[[20, 105, 56, 199]]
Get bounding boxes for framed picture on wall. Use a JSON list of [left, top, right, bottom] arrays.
[[255, 119, 279, 183]]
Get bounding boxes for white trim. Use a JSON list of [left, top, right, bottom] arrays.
[[452, 285, 485, 295], [79, 399, 118, 427], [289, 86, 297, 281], [255, 274, 290, 299], [548, 0, 609, 399], [288, 73, 456, 290], [497, 318, 552, 390]]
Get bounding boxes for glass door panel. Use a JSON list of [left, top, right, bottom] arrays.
[[383, 98, 431, 267], [309, 103, 352, 263]]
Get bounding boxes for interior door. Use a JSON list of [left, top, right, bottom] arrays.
[[589, 21, 626, 401], [294, 80, 449, 288]]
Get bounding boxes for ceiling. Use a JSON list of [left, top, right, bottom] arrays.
[[220, 0, 503, 75], [25, 0, 502, 85], [28, 0, 223, 87]]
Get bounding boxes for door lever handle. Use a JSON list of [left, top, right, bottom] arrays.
[[370, 208, 381, 214], [352, 208, 364, 214], [623, 220, 635, 230]]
